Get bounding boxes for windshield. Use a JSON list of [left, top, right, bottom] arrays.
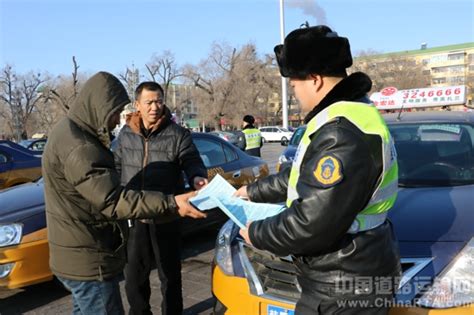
[[290, 126, 306, 146], [19, 140, 33, 147], [389, 122, 474, 187]]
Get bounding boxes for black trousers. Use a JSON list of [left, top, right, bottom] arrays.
[[124, 220, 182, 315]]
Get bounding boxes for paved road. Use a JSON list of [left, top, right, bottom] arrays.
[[0, 230, 219, 315], [0, 143, 284, 315]]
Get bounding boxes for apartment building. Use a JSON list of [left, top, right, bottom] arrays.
[[360, 42, 474, 110]]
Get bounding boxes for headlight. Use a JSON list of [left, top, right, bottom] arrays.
[[417, 237, 474, 308], [0, 224, 23, 247], [278, 155, 288, 164], [215, 220, 238, 276], [0, 263, 15, 278]]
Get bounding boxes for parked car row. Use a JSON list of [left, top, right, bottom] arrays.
[[3, 111, 473, 314], [0, 133, 269, 289], [212, 111, 474, 314]]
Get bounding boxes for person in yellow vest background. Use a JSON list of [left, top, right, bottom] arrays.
[[236, 114, 263, 157], [235, 25, 401, 314]]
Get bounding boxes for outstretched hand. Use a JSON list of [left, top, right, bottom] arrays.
[[233, 185, 249, 200], [239, 222, 253, 245], [174, 191, 207, 219]]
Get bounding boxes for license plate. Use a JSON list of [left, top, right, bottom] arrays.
[[267, 305, 295, 315]]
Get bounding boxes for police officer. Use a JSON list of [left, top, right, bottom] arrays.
[[238, 114, 262, 157], [236, 25, 401, 314]]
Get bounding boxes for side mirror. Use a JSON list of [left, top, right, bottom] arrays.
[[281, 139, 289, 146]]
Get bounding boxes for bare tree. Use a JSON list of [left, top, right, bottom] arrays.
[[183, 42, 276, 130], [46, 56, 80, 112], [29, 96, 64, 135], [0, 65, 48, 141], [119, 64, 140, 102], [145, 50, 182, 110], [352, 50, 431, 93]]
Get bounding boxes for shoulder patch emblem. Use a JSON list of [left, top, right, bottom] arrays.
[[313, 155, 343, 187]]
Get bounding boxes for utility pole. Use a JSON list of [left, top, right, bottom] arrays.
[[279, 0, 289, 129]]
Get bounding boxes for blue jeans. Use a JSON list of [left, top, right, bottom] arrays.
[[57, 275, 125, 315]]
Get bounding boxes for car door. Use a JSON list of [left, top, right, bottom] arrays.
[[268, 127, 278, 141], [0, 151, 12, 189], [194, 137, 255, 188]]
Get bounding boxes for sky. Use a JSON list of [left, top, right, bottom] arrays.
[[1, 0, 473, 78]]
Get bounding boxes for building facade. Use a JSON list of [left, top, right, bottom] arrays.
[[358, 42, 474, 110]]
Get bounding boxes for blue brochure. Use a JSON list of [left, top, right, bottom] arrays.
[[190, 174, 286, 229]]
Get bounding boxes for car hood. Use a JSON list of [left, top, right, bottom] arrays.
[[388, 184, 473, 242], [0, 181, 45, 223]]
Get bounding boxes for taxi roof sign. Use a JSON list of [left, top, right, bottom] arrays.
[[370, 85, 467, 109]]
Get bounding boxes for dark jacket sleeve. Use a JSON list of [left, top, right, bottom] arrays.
[[249, 119, 381, 257], [247, 166, 290, 203], [235, 131, 246, 151], [178, 129, 208, 184], [64, 143, 179, 221]]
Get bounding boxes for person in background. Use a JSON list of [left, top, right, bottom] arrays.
[[236, 114, 263, 157], [236, 25, 401, 314], [114, 81, 208, 315], [42, 72, 206, 315]]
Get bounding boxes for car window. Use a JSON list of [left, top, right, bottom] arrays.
[[389, 123, 474, 187], [222, 143, 238, 162], [31, 141, 45, 151], [19, 140, 31, 148], [0, 152, 7, 163], [260, 128, 268, 132], [290, 127, 306, 146], [193, 138, 227, 167], [280, 127, 290, 132], [270, 128, 277, 132]]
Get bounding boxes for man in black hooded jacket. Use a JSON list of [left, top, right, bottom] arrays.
[[236, 26, 401, 314], [43, 72, 205, 315]]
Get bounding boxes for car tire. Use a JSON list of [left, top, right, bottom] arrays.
[[281, 136, 288, 143]]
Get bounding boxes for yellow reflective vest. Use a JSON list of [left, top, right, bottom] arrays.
[[287, 101, 398, 233], [242, 128, 262, 150]]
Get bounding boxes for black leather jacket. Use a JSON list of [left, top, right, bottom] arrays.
[[247, 73, 401, 284]]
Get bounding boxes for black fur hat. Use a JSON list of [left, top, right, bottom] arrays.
[[243, 115, 255, 124], [274, 25, 352, 78]]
